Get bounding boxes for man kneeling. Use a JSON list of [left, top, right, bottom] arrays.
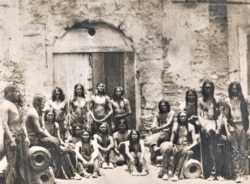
[[159, 111, 197, 181]]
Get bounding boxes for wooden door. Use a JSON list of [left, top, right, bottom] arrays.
[[53, 53, 92, 100]]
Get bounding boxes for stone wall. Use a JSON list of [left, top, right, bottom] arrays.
[[0, 1, 25, 101], [162, 2, 211, 111], [20, 0, 166, 127], [227, 4, 250, 96], [0, 0, 250, 131]]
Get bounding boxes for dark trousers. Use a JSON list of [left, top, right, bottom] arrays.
[[201, 130, 227, 178], [230, 124, 248, 176], [4, 134, 30, 184], [162, 144, 193, 176]]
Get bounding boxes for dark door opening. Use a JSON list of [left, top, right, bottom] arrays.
[[92, 52, 136, 129]]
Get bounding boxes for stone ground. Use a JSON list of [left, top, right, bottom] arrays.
[[56, 148, 250, 184]]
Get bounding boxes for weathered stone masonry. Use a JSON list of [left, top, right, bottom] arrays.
[[0, 0, 250, 134]]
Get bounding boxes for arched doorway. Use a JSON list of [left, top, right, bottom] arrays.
[[51, 23, 136, 129]]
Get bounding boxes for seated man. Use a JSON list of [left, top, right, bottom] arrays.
[[25, 94, 61, 175], [146, 100, 175, 164], [43, 109, 81, 180], [159, 111, 197, 181], [113, 118, 131, 165], [93, 122, 116, 169], [75, 129, 100, 178], [65, 125, 82, 148], [125, 130, 148, 176]]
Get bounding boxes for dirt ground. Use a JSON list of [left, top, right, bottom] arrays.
[[0, 147, 249, 184], [56, 148, 250, 184], [56, 163, 250, 184]]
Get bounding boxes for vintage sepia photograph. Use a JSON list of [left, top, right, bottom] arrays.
[[0, 0, 250, 184]]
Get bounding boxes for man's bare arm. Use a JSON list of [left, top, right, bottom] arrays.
[[125, 141, 134, 161], [113, 133, 119, 153], [75, 142, 88, 163], [91, 141, 99, 160], [170, 123, 177, 144], [107, 136, 114, 150], [157, 110, 175, 131], [29, 111, 52, 138], [55, 122, 65, 144], [22, 121, 30, 146], [88, 96, 98, 121], [140, 140, 146, 160], [187, 124, 197, 150], [114, 99, 132, 119], [93, 134, 108, 151], [197, 99, 204, 127], [1, 106, 15, 143], [100, 97, 113, 122]]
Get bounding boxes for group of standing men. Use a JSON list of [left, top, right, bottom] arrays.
[[198, 81, 250, 183]]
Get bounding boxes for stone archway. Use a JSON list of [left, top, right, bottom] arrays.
[[49, 22, 137, 129]]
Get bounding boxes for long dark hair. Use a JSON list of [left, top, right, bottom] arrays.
[[158, 100, 170, 113], [32, 94, 45, 116], [44, 109, 56, 123], [81, 129, 91, 143], [73, 83, 85, 101], [72, 126, 82, 137], [98, 122, 109, 136], [113, 86, 124, 100], [4, 85, 19, 104], [185, 89, 198, 115], [177, 111, 188, 124], [128, 129, 140, 145], [228, 82, 249, 130], [201, 80, 219, 120], [174, 112, 192, 144], [95, 83, 106, 95], [228, 82, 243, 99], [117, 118, 129, 131], [52, 87, 65, 101], [16, 91, 23, 107], [113, 86, 125, 110], [201, 80, 215, 101]]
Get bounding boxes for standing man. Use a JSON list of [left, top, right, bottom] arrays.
[[89, 83, 113, 135], [111, 86, 131, 132], [46, 87, 68, 140], [0, 85, 30, 184], [198, 80, 223, 181], [225, 82, 250, 183]]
